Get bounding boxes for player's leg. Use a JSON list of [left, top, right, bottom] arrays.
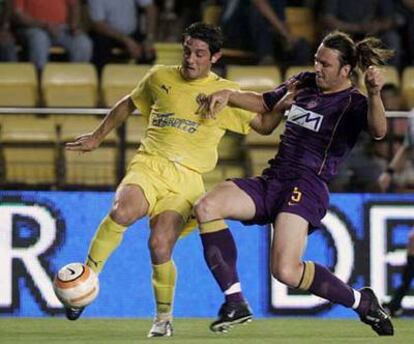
[[147, 210, 185, 337], [384, 228, 414, 316], [65, 184, 149, 321], [194, 180, 256, 332], [86, 184, 149, 274], [271, 212, 393, 336]]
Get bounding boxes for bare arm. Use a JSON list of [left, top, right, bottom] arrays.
[[365, 66, 387, 140], [388, 144, 409, 172], [249, 80, 298, 134], [323, 14, 363, 34], [143, 3, 157, 43], [250, 109, 284, 135], [66, 95, 136, 151], [377, 143, 409, 192], [14, 7, 47, 28], [91, 20, 130, 43], [204, 89, 267, 119], [251, 0, 290, 39], [228, 90, 267, 112], [67, 0, 81, 33], [367, 94, 387, 139], [0, 0, 12, 28]]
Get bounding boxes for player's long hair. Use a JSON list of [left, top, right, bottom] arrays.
[[182, 22, 224, 55], [322, 31, 394, 73]]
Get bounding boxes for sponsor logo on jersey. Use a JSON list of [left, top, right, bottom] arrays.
[[160, 84, 171, 94], [152, 113, 199, 133], [286, 104, 323, 132]]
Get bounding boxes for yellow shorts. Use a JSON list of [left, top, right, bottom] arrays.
[[120, 153, 204, 236]]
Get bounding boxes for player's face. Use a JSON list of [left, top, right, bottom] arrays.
[[314, 44, 351, 93], [181, 36, 220, 80]]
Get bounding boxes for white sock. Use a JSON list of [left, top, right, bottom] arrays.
[[224, 282, 242, 295], [352, 289, 361, 309]]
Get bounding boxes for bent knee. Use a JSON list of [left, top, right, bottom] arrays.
[[194, 196, 220, 222], [110, 204, 138, 226], [271, 262, 302, 288], [148, 234, 175, 260]]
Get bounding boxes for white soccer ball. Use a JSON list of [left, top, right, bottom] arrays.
[[53, 263, 99, 308]]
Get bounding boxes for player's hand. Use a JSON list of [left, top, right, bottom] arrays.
[[200, 89, 232, 119], [365, 66, 384, 96], [195, 93, 208, 116], [377, 171, 392, 192], [65, 133, 101, 152], [124, 37, 143, 59], [274, 80, 299, 113]]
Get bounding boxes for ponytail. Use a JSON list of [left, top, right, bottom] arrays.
[[355, 37, 394, 72], [322, 31, 394, 73]]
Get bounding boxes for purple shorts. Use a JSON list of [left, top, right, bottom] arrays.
[[232, 169, 329, 231]]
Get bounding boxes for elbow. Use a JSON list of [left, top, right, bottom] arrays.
[[255, 126, 274, 136], [261, 128, 275, 135], [369, 121, 387, 141], [371, 128, 387, 141]]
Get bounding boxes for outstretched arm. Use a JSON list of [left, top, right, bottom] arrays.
[[252, 0, 295, 45], [250, 80, 299, 134], [202, 89, 267, 119], [66, 95, 136, 151], [365, 66, 387, 140]]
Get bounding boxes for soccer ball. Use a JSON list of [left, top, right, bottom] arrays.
[[53, 263, 99, 308]]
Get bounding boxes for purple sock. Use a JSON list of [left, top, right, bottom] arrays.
[[356, 292, 371, 316], [308, 262, 355, 308], [201, 229, 244, 303]]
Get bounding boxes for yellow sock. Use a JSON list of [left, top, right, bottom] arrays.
[[152, 260, 177, 316], [86, 215, 127, 274], [199, 219, 227, 234], [297, 261, 315, 290]]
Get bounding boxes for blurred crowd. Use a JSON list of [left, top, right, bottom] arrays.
[[1, 1, 414, 71], [1, 0, 414, 193]]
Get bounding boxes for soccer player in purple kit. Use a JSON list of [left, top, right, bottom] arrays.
[[195, 31, 395, 336]]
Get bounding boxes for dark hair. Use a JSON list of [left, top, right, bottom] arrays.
[[322, 31, 394, 73], [182, 22, 224, 55]]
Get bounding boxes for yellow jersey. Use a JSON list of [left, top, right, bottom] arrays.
[[130, 65, 255, 173]]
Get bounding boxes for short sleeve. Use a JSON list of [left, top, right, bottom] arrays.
[[217, 107, 256, 135], [263, 72, 314, 111], [129, 69, 154, 118], [263, 84, 287, 111]]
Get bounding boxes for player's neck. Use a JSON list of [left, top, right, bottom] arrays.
[[321, 80, 353, 94]]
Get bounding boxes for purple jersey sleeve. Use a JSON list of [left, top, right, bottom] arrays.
[[262, 72, 316, 111]]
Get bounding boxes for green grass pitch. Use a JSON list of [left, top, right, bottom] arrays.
[[0, 318, 412, 343]]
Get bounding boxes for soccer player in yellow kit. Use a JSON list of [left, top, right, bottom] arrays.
[[64, 22, 282, 337]]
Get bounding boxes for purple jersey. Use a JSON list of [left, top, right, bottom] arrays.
[[263, 72, 368, 182]]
